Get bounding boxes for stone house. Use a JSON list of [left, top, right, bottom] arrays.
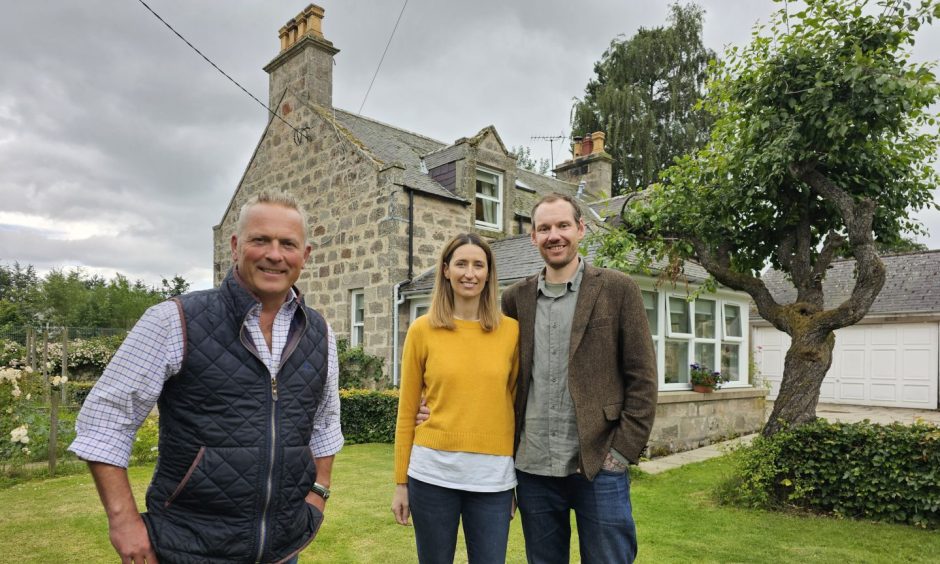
[[213, 4, 600, 370], [214, 4, 766, 454]]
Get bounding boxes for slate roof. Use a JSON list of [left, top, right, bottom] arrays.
[[515, 169, 577, 204], [401, 234, 714, 294], [588, 195, 631, 219], [330, 109, 576, 207], [331, 109, 463, 202], [424, 143, 465, 170], [756, 250, 940, 318]]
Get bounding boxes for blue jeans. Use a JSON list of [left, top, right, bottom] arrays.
[[516, 469, 637, 564], [408, 477, 514, 564]]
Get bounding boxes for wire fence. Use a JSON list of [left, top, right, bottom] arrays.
[[0, 325, 127, 345], [1, 326, 122, 479]]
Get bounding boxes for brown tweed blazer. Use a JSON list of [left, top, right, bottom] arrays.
[[502, 263, 658, 480]]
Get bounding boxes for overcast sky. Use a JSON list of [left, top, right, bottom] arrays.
[[1, 0, 937, 290]]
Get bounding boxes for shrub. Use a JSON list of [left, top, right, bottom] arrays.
[[1, 367, 77, 468], [0, 341, 25, 368], [0, 335, 124, 380], [340, 389, 398, 444], [720, 419, 940, 528], [45, 335, 125, 379], [131, 415, 160, 465], [337, 339, 386, 389], [66, 381, 96, 407]]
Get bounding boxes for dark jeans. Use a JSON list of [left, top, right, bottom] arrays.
[[408, 476, 514, 564], [516, 469, 637, 564]]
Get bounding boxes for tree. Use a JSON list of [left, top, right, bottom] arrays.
[[0, 262, 42, 329], [42, 268, 91, 326], [596, 0, 940, 435], [510, 145, 551, 175], [161, 275, 191, 299], [571, 3, 715, 194]]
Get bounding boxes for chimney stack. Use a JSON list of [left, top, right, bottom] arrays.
[[264, 4, 339, 109], [553, 130, 612, 201]]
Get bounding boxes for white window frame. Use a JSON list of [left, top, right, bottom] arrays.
[[642, 286, 751, 390], [350, 289, 365, 347], [410, 297, 430, 321], [693, 298, 718, 373], [722, 303, 744, 342], [474, 166, 503, 231], [666, 295, 693, 338]]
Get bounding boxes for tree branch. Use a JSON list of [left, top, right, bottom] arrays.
[[789, 162, 886, 334], [688, 239, 786, 331], [811, 231, 844, 280]]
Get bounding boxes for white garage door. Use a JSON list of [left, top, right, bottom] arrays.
[[754, 322, 938, 409]]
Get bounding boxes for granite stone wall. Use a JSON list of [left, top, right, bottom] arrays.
[[647, 388, 768, 457]]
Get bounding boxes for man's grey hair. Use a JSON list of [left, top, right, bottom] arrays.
[[235, 191, 309, 242]]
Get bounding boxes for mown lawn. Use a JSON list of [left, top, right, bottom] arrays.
[[0, 443, 937, 563]]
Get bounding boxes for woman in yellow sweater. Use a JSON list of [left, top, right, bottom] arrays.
[[391, 232, 519, 564]]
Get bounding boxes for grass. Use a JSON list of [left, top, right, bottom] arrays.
[[1, 444, 938, 563]]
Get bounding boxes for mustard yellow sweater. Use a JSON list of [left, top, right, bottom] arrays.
[[394, 315, 519, 483]]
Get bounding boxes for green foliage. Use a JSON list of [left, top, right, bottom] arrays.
[[572, 3, 715, 194], [339, 389, 398, 444], [606, 0, 939, 277], [0, 261, 188, 330], [66, 381, 96, 407], [131, 415, 160, 465], [44, 335, 125, 379], [0, 367, 76, 468], [0, 335, 124, 380], [160, 275, 190, 300], [720, 420, 940, 528], [596, 0, 940, 434], [510, 145, 551, 175], [0, 263, 42, 330], [337, 339, 386, 389], [0, 341, 24, 368]]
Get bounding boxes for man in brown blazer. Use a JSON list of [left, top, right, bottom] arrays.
[[501, 193, 657, 564]]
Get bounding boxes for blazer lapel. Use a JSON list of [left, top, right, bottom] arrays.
[[569, 265, 603, 358], [517, 275, 539, 363]]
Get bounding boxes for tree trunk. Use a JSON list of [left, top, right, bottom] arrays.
[[762, 329, 835, 437]]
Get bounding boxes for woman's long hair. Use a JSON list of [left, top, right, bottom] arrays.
[[427, 233, 500, 332]]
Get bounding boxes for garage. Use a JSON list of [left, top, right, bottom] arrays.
[[754, 322, 939, 409], [752, 250, 940, 410]]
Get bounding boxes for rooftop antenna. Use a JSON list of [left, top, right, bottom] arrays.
[[530, 134, 567, 173]]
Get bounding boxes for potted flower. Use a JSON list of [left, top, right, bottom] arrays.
[[689, 363, 723, 393]]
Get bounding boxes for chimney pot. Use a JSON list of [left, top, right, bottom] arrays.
[[303, 4, 325, 37], [591, 131, 605, 154], [581, 134, 593, 156], [572, 136, 583, 158]]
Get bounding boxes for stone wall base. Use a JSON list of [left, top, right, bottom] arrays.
[[647, 388, 768, 458]]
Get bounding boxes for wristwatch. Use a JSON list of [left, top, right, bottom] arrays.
[[310, 482, 331, 500]]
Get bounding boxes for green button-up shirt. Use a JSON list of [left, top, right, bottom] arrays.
[[515, 259, 585, 476]]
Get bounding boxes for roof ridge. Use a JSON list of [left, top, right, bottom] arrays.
[[332, 108, 447, 146], [829, 248, 940, 263]]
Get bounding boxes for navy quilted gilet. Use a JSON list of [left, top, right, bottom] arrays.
[[141, 270, 329, 563]]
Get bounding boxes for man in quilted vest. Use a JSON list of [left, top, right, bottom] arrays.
[[70, 192, 343, 563]]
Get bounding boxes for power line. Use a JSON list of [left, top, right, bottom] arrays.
[[358, 0, 408, 115], [135, 0, 308, 141]]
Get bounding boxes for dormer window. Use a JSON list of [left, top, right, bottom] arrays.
[[475, 167, 503, 230]]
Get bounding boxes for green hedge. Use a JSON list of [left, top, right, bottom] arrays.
[[339, 389, 398, 445], [722, 419, 940, 528]]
